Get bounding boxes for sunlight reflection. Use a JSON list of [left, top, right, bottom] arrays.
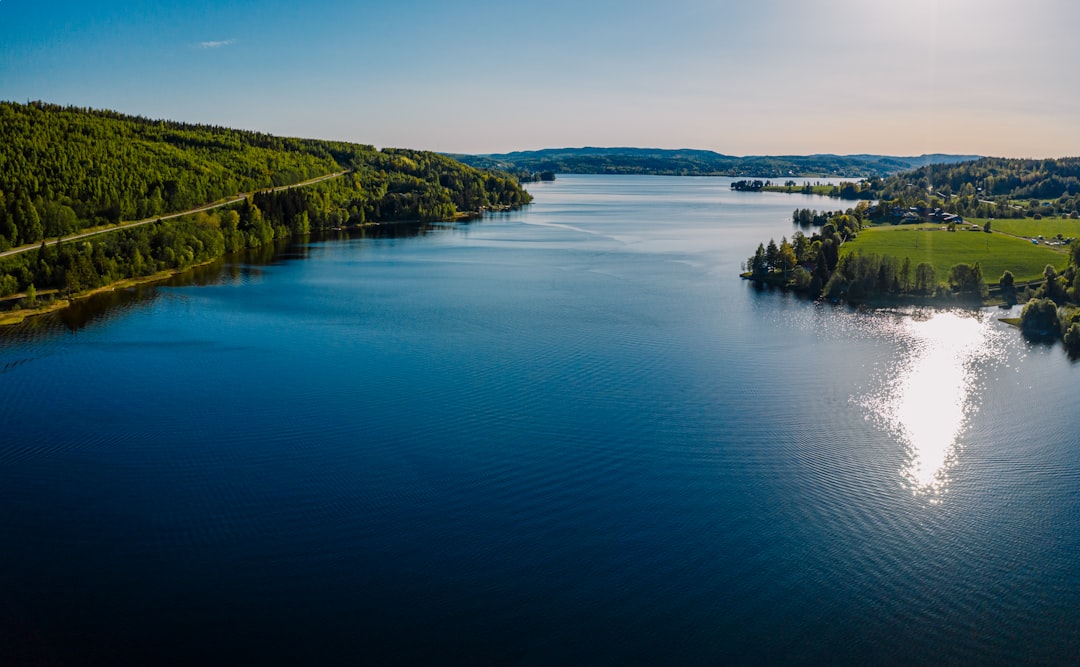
[[863, 311, 1002, 499]]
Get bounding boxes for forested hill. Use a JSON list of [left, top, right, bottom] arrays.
[[0, 101, 531, 251], [869, 157, 1080, 215], [452, 147, 981, 178]]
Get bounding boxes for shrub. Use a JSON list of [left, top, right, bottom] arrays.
[[1064, 322, 1080, 352], [1020, 298, 1060, 340]]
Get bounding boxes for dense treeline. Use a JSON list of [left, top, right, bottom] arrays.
[[454, 148, 980, 179], [0, 102, 531, 302], [875, 157, 1080, 202], [0, 101, 345, 247], [807, 157, 1080, 219], [794, 207, 845, 227], [747, 229, 991, 303], [792, 204, 867, 238], [0, 101, 530, 253], [1016, 244, 1080, 352], [0, 163, 527, 301], [731, 180, 767, 192]]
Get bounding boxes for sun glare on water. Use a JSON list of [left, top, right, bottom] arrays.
[[862, 311, 1003, 499]]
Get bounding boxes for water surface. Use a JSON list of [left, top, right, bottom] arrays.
[[1, 175, 1078, 664]]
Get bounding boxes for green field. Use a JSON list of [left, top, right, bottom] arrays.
[[844, 226, 1066, 283], [971, 216, 1080, 241]]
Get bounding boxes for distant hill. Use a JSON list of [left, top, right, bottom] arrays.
[[452, 147, 982, 178]]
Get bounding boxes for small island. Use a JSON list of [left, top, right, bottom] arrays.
[[742, 157, 1080, 352]]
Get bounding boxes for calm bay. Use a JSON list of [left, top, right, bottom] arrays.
[[1, 174, 1078, 664]]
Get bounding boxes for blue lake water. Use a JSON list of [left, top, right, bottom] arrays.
[[1, 175, 1078, 664]]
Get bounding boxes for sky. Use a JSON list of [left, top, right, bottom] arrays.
[[2, 0, 1079, 157]]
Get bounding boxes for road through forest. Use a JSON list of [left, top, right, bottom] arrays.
[[0, 170, 350, 260]]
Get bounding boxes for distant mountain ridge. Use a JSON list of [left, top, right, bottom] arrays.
[[452, 147, 982, 178]]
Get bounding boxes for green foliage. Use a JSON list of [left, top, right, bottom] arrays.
[[747, 243, 767, 278], [0, 101, 349, 246], [999, 270, 1017, 305], [793, 208, 833, 226], [948, 263, 988, 299], [792, 266, 812, 291], [1063, 321, 1080, 351], [1031, 264, 1069, 304], [0, 102, 532, 304], [836, 252, 904, 300], [778, 239, 797, 275], [0, 102, 531, 251], [731, 180, 767, 192], [792, 204, 868, 235], [913, 263, 937, 295], [867, 157, 1080, 220], [1020, 298, 1061, 340]]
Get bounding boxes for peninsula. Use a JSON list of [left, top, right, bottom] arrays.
[[742, 157, 1080, 350]]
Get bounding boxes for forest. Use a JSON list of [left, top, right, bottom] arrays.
[[0, 102, 531, 304], [801, 157, 1080, 219]]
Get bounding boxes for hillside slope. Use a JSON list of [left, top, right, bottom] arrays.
[[0, 101, 531, 250]]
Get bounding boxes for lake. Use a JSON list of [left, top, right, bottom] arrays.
[[1, 175, 1078, 664]]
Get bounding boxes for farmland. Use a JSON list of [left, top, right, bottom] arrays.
[[843, 225, 1066, 283]]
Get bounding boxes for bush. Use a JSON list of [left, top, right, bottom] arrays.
[[0, 274, 17, 297], [1020, 298, 1060, 340], [1064, 322, 1080, 351], [823, 273, 846, 299], [792, 266, 813, 292], [949, 263, 987, 299], [23, 284, 36, 307]]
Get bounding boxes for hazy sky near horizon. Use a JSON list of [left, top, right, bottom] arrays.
[[2, 0, 1078, 157]]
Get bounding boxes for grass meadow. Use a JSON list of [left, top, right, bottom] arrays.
[[972, 216, 1080, 241], [844, 225, 1066, 283]]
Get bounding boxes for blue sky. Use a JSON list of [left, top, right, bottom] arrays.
[[2, 0, 1079, 156]]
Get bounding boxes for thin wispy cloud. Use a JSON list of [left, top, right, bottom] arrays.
[[195, 39, 235, 49]]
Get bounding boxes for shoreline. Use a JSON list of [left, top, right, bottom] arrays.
[[740, 273, 1005, 309], [0, 261, 217, 327], [0, 208, 520, 327]]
